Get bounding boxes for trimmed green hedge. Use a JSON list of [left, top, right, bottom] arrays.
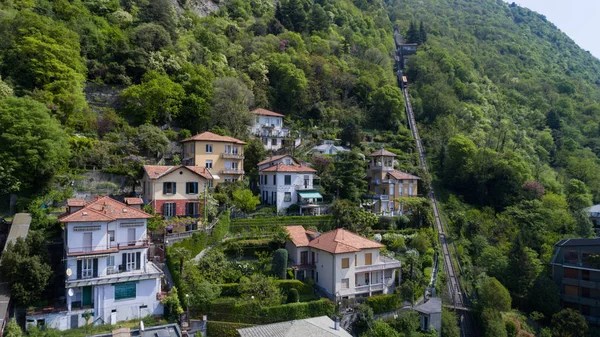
[[217, 280, 312, 298], [232, 215, 333, 231], [223, 238, 274, 258], [219, 283, 240, 297], [207, 321, 253, 337], [209, 210, 231, 245], [365, 294, 402, 314], [207, 299, 334, 324]]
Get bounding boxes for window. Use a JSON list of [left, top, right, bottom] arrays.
[[108, 230, 115, 242], [225, 145, 232, 153], [341, 278, 349, 289], [316, 272, 319, 283], [186, 202, 199, 216], [205, 144, 213, 153], [163, 202, 176, 217], [285, 158, 292, 165], [564, 285, 579, 296], [365, 253, 372, 265], [564, 267, 579, 279], [127, 228, 136, 246], [225, 161, 231, 169], [107, 256, 115, 266], [272, 138, 277, 146], [232, 146, 239, 154], [231, 162, 239, 170], [114, 282, 136, 300], [583, 269, 591, 281], [186, 182, 198, 194], [301, 251, 308, 265], [564, 250, 579, 264], [583, 287, 591, 298], [205, 160, 213, 169], [284, 175, 291, 185], [82, 259, 95, 278], [284, 192, 291, 202], [124, 252, 140, 271], [273, 175, 277, 185], [342, 258, 349, 269], [163, 182, 176, 195], [304, 175, 310, 188]]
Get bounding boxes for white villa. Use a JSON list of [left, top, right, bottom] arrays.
[[258, 160, 324, 215], [26, 197, 163, 330], [285, 226, 401, 300], [249, 108, 299, 151]]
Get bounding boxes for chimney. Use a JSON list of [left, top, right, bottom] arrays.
[[334, 317, 340, 330]]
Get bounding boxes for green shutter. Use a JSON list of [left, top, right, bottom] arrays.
[[162, 182, 167, 194], [173, 182, 176, 194]]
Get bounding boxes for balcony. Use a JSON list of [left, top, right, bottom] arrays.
[[561, 294, 600, 307], [355, 256, 401, 273], [67, 240, 150, 256], [221, 169, 245, 175], [66, 261, 163, 288], [340, 278, 395, 296], [221, 153, 244, 160], [562, 278, 600, 289], [380, 195, 389, 201]]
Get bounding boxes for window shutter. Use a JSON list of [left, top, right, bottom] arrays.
[[121, 253, 127, 271], [163, 182, 167, 194], [136, 252, 141, 270], [77, 260, 82, 279], [93, 258, 98, 278], [173, 183, 176, 194], [162, 203, 167, 216]]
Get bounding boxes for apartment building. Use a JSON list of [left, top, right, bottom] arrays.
[[26, 197, 163, 330], [551, 238, 600, 324], [141, 165, 213, 218], [285, 226, 401, 300], [366, 149, 420, 216], [181, 131, 246, 184]]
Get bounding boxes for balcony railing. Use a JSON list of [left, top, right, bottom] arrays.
[[355, 257, 401, 273], [67, 240, 150, 256], [221, 153, 244, 160], [221, 169, 245, 175], [66, 262, 162, 288]]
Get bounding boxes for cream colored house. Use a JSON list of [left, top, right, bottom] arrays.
[[285, 226, 401, 300], [141, 165, 212, 218], [366, 149, 420, 216], [180, 131, 246, 184]]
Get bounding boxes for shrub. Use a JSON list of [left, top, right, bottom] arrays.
[[223, 238, 272, 258], [219, 283, 240, 297], [277, 280, 312, 294], [364, 294, 402, 314], [209, 210, 231, 245], [287, 268, 294, 279], [422, 255, 433, 268], [259, 299, 334, 324], [207, 321, 254, 337], [378, 216, 395, 230], [505, 320, 517, 337], [272, 249, 288, 279], [287, 288, 299, 303]]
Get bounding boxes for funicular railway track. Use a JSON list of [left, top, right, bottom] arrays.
[[394, 29, 479, 336]]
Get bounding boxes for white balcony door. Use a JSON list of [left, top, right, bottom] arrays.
[[83, 233, 92, 252]]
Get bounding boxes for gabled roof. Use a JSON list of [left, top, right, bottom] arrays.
[[67, 198, 85, 207], [143, 165, 213, 180], [308, 228, 384, 254], [260, 163, 316, 173], [237, 316, 351, 337], [555, 238, 600, 247], [59, 196, 153, 223], [180, 131, 246, 144], [370, 149, 397, 157], [414, 297, 442, 315], [388, 170, 420, 180], [257, 155, 297, 167], [285, 226, 312, 247], [250, 108, 284, 117], [585, 204, 600, 213], [124, 197, 144, 205]]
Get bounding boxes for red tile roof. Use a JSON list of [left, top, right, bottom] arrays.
[[388, 170, 420, 180], [308, 228, 384, 254], [260, 163, 316, 173], [181, 131, 246, 144], [257, 155, 297, 167], [370, 149, 397, 157], [59, 196, 153, 223], [67, 198, 85, 207], [124, 197, 144, 205], [250, 108, 284, 117], [286, 226, 311, 247], [143, 165, 213, 180]]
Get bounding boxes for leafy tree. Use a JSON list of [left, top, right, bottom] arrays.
[[161, 286, 184, 321], [363, 321, 401, 337], [507, 236, 542, 303], [286, 288, 299, 303], [170, 246, 191, 276], [232, 189, 260, 213], [388, 310, 420, 335], [209, 77, 254, 139], [121, 71, 185, 125], [419, 21, 428, 43], [340, 121, 361, 148], [565, 179, 593, 211], [442, 309, 460, 337], [551, 309, 588, 337], [368, 85, 405, 130], [481, 309, 507, 337], [331, 200, 377, 234], [353, 303, 374, 334], [132, 23, 172, 52], [136, 124, 169, 158], [4, 318, 23, 337], [399, 279, 417, 304], [309, 4, 330, 33], [272, 248, 288, 279], [238, 274, 282, 306], [0, 97, 70, 195], [330, 151, 367, 202], [478, 277, 511, 312], [0, 76, 13, 98], [244, 138, 268, 190], [180, 264, 221, 311], [267, 54, 308, 116], [0, 236, 52, 305], [527, 276, 560, 320]]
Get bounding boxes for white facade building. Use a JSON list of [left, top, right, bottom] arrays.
[[249, 108, 299, 151], [258, 161, 324, 215], [285, 226, 401, 300], [307, 140, 350, 156], [26, 197, 163, 331]]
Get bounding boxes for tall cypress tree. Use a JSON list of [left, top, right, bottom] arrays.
[[406, 21, 418, 44], [419, 21, 427, 43]]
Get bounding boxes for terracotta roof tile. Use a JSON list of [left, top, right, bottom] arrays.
[[388, 170, 420, 180], [285, 226, 311, 247], [67, 198, 85, 207], [124, 197, 144, 205], [250, 108, 285, 117], [308, 228, 384, 254], [260, 163, 316, 173], [181, 131, 246, 144], [257, 155, 297, 167], [143, 165, 213, 180], [59, 196, 153, 223], [370, 149, 397, 157]]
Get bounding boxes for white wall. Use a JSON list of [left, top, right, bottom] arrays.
[[96, 278, 163, 324], [65, 220, 147, 254], [312, 249, 336, 298], [259, 172, 314, 211]]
